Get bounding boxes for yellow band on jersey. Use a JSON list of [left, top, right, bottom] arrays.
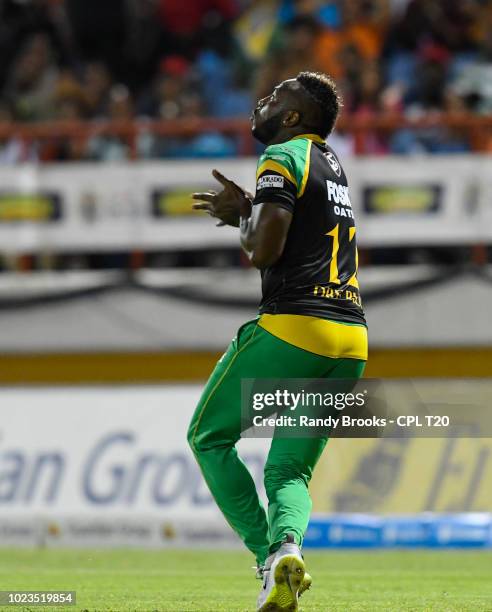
[[258, 313, 368, 361], [291, 133, 325, 145], [256, 159, 297, 187]]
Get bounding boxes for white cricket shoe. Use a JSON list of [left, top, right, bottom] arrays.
[[256, 535, 307, 612]]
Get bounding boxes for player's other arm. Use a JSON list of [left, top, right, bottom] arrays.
[[240, 203, 292, 269]]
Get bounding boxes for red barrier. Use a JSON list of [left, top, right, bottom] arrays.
[[0, 113, 491, 158]]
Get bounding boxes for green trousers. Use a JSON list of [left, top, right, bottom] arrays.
[[187, 319, 365, 566]]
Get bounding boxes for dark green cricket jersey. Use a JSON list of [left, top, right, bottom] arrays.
[[252, 133, 366, 326]]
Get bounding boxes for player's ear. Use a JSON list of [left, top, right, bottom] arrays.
[[283, 110, 300, 127]]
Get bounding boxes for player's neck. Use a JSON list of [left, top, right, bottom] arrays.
[[266, 128, 323, 146]]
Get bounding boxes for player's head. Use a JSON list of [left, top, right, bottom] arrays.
[[251, 71, 341, 145]]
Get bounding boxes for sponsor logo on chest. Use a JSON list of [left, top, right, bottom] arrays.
[[326, 179, 354, 218], [326, 180, 352, 207]]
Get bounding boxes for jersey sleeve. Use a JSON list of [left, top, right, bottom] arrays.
[[252, 144, 300, 213]]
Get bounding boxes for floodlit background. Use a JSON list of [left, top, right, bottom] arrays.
[[0, 0, 491, 550]]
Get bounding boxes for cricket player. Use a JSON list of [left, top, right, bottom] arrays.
[[188, 71, 367, 612]]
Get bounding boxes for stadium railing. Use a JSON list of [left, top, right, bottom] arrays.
[[1, 113, 492, 157]]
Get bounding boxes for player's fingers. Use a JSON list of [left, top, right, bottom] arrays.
[[213, 170, 248, 195], [192, 202, 214, 212], [228, 179, 245, 192], [192, 192, 216, 201], [212, 168, 234, 187]]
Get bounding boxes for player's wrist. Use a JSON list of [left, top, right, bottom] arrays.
[[240, 195, 253, 220]]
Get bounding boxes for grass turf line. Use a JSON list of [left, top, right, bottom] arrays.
[[0, 549, 491, 611]]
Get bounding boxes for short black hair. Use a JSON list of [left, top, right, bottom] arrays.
[[296, 71, 341, 136]]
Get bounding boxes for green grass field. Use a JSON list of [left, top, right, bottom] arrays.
[[0, 549, 491, 611]]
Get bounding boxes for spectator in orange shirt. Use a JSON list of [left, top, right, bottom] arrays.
[[315, 0, 388, 79]]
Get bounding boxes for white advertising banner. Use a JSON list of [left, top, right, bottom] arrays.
[[0, 385, 269, 546], [0, 155, 490, 253], [0, 385, 268, 518]]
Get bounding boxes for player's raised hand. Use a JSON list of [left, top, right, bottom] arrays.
[[211, 169, 253, 200], [192, 169, 253, 227]]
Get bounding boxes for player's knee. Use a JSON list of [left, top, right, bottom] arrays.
[[187, 416, 202, 454], [187, 418, 235, 456], [263, 462, 310, 491], [187, 401, 209, 454]]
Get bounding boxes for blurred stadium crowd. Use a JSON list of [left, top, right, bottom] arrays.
[[0, 0, 491, 162]]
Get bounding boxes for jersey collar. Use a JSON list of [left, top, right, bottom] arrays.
[[291, 133, 326, 144]]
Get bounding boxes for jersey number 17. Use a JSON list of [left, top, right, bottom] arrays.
[[325, 224, 359, 289]]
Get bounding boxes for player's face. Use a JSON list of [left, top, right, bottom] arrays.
[[251, 81, 293, 144]]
